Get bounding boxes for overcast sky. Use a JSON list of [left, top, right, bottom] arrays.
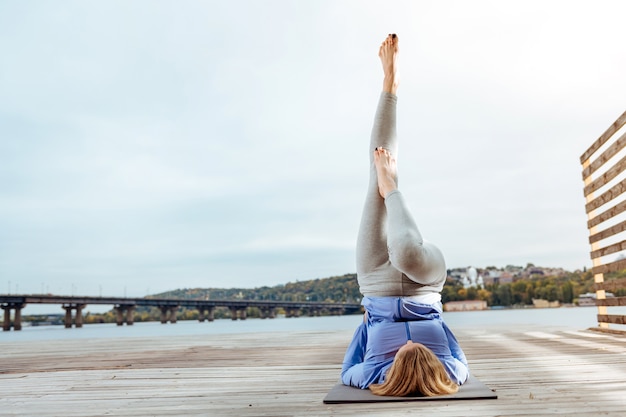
[[1, 0, 626, 300]]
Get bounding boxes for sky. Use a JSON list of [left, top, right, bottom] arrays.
[[1, 0, 626, 302]]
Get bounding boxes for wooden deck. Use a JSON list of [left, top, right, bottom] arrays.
[[1, 322, 625, 416]]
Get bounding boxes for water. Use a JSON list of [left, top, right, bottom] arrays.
[[442, 306, 604, 329], [0, 314, 363, 342], [1, 306, 614, 343]]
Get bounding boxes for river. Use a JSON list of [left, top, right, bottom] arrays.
[[2, 306, 620, 343]]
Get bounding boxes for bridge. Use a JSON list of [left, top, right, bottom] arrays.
[[0, 295, 363, 331]]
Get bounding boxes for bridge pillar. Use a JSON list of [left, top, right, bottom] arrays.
[[259, 308, 276, 319], [115, 305, 135, 326], [1, 304, 23, 331], [62, 304, 86, 328], [126, 306, 135, 325], [75, 304, 84, 328], [63, 306, 73, 328], [198, 306, 215, 322], [116, 307, 125, 326], [2, 306, 10, 331], [1, 304, 25, 331], [159, 306, 178, 324], [159, 306, 169, 323], [13, 306, 23, 330], [229, 307, 247, 320]]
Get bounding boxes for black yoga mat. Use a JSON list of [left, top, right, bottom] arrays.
[[323, 375, 497, 403]]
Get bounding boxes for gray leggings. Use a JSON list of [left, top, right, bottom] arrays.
[[356, 92, 447, 297]]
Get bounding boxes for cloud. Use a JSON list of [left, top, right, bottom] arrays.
[[1, 1, 625, 302]]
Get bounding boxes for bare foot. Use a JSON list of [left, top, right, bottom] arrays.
[[379, 34, 399, 94], [374, 147, 398, 198]]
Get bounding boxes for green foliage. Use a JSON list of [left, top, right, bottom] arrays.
[[50, 268, 612, 324], [147, 273, 361, 304], [474, 270, 595, 307], [83, 273, 361, 323]]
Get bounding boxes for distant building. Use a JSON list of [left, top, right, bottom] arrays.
[[481, 270, 500, 286], [577, 292, 615, 306], [450, 264, 569, 286], [447, 268, 466, 283], [499, 272, 513, 284], [532, 298, 560, 308], [444, 300, 488, 312], [447, 266, 486, 288]]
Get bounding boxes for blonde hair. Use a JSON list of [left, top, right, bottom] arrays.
[[369, 343, 459, 397]]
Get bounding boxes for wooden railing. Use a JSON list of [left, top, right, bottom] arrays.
[[581, 110, 626, 332]]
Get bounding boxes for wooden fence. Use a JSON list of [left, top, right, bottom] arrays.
[[581, 110, 626, 332]]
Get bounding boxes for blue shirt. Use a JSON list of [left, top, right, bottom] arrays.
[[341, 296, 469, 389]]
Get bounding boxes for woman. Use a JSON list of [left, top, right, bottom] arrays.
[[341, 297, 469, 396], [341, 34, 469, 396]]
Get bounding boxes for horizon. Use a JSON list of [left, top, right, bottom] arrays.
[[4, 260, 590, 315], [6, 261, 584, 297]]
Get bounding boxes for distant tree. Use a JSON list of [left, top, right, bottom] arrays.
[[466, 287, 478, 300], [441, 280, 463, 303], [457, 288, 467, 299], [495, 284, 512, 306], [76, 268, 598, 322], [561, 281, 574, 304], [511, 281, 527, 304], [477, 289, 492, 304]]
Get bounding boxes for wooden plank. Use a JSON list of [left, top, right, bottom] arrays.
[[595, 296, 626, 307], [587, 199, 626, 228], [590, 238, 626, 259], [597, 314, 626, 325], [2, 322, 626, 416], [585, 177, 626, 213], [588, 219, 626, 244], [594, 276, 626, 290], [581, 130, 626, 180], [583, 153, 626, 196], [592, 258, 626, 275], [580, 110, 626, 165]]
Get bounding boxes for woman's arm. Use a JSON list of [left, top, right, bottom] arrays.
[[341, 322, 368, 386], [442, 322, 468, 367], [341, 322, 391, 389], [442, 322, 470, 384]]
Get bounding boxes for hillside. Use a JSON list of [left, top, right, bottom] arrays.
[[74, 266, 621, 324], [150, 273, 361, 303]]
